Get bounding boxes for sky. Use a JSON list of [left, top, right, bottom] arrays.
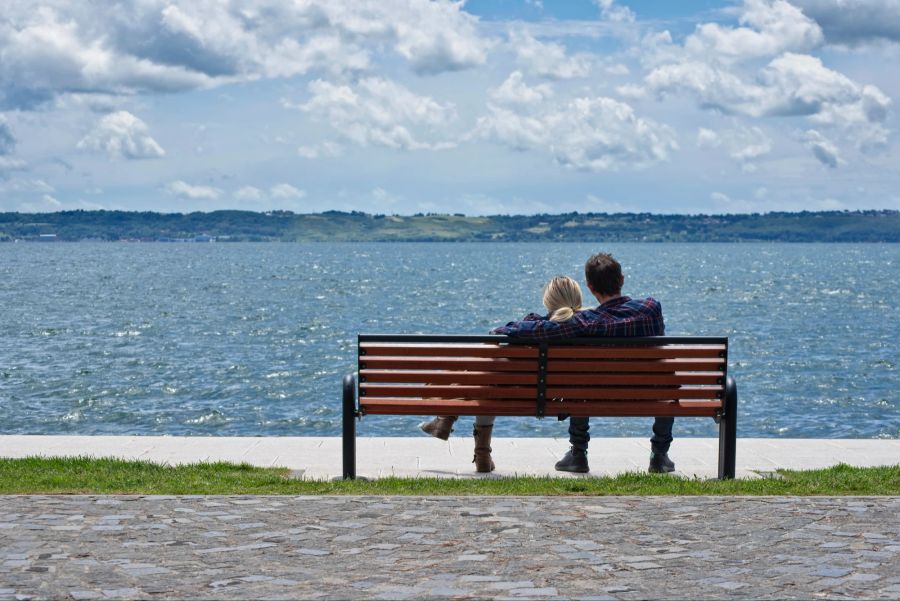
[[1, 0, 899, 215]]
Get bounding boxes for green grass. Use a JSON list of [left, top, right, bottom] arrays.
[[1, 457, 898, 495]]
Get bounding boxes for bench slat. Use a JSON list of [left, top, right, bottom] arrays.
[[360, 343, 538, 358], [546, 399, 721, 417], [360, 370, 537, 385], [360, 357, 539, 371], [361, 384, 720, 400], [360, 398, 721, 417], [360, 370, 723, 386], [361, 399, 536, 415], [548, 359, 725, 372], [361, 384, 536, 399], [545, 373, 723, 386], [548, 346, 726, 359], [544, 386, 721, 400]]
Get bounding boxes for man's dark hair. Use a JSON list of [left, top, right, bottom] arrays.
[[584, 253, 623, 296]]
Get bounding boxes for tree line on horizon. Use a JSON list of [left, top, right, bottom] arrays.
[[0, 209, 897, 242]]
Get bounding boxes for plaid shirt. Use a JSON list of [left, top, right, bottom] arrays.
[[490, 296, 665, 340]]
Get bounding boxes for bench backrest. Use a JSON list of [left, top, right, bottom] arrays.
[[357, 335, 728, 419]]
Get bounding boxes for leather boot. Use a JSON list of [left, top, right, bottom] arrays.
[[418, 416, 457, 440], [472, 424, 495, 473], [555, 447, 589, 473]]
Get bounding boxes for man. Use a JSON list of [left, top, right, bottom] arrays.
[[491, 253, 674, 475]]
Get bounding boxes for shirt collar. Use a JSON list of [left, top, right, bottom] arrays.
[[596, 295, 631, 310]]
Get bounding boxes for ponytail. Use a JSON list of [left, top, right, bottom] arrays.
[[549, 306, 575, 322], [543, 276, 583, 323]]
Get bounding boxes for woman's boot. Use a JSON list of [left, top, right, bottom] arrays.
[[418, 416, 457, 440], [472, 424, 495, 473]]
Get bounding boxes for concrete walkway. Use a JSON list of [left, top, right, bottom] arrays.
[[1, 436, 897, 479]]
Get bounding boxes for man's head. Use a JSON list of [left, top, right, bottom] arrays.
[[584, 253, 624, 301]]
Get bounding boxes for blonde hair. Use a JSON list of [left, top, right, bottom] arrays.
[[543, 276, 583, 322]]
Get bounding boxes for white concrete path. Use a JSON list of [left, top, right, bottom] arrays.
[[1, 435, 897, 480]]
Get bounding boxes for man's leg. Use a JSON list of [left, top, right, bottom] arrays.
[[649, 417, 675, 473], [650, 417, 673, 454], [555, 416, 590, 473], [569, 416, 590, 451]]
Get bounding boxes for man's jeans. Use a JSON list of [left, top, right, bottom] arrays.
[[568, 416, 674, 454]]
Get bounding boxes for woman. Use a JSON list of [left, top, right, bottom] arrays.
[[418, 275, 584, 472]]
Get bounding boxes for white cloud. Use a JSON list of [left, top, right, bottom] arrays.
[[596, 0, 636, 24], [791, 0, 900, 46], [615, 84, 646, 100], [297, 141, 342, 159], [378, 0, 491, 74], [0, 1, 490, 110], [729, 126, 772, 161], [164, 180, 222, 200], [478, 80, 678, 171], [270, 183, 305, 199], [646, 53, 891, 151], [298, 77, 457, 150], [802, 129, 843, 167], [0, 156, 27, 173], [18, 193, 62, 212], [684, 0, 823, 62], [642, 0, 893, 168], [697, 124, 773, 171], [77, 111, 165, 160], [697, 128, 721, 147], [647, 53, 878, 119], [234, 186, 263, 201], [489, 72, 554, 108], [606, 63, 630, 76], [508, 29, 591, 80], [0, 6, 213, 109], [0, 178, 53, 194]]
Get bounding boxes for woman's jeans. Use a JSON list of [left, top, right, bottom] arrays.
[[568, 416, 674, 454]]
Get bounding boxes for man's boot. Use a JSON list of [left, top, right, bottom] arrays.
[[472, 425, 495, 473], [418, 416, 457, 440], [648, 452, 675, 473], [555, 447, 589, 473]]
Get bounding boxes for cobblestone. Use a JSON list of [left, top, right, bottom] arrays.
[[0, 496, 898, 600]]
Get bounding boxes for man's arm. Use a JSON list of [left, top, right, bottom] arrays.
[[491, 313, 587, 340]]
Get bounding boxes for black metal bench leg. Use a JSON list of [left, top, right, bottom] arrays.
[[342, 373, 357, 480], [718, 377, 738, 479]]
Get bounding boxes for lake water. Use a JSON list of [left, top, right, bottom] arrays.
[[1, 242, 897, 440]]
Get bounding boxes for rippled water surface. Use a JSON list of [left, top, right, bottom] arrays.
[[1, 242, 897, 439]]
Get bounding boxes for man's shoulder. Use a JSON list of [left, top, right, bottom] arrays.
[[630, 296, 662, 311], [590, 296, 662, 314]]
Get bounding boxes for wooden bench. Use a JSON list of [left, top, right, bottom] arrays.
[[342, 334, 737, 479]]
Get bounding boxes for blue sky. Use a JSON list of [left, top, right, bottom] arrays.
[[1, 0, 898, 214]]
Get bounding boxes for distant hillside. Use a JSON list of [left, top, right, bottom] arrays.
[[0, 209, 897, 242]]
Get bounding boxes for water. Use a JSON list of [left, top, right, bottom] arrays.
[[1, 242, 897, 439]]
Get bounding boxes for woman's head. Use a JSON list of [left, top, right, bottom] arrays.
[[543, 276, 583, 322]]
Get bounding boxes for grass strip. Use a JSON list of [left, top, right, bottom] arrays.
[[0, 457, 898, 495]]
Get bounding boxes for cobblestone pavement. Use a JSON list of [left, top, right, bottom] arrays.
[[1, 496, 898, 600]]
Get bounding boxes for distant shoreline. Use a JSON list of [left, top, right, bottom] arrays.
[[2, 209, 897, 243]]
